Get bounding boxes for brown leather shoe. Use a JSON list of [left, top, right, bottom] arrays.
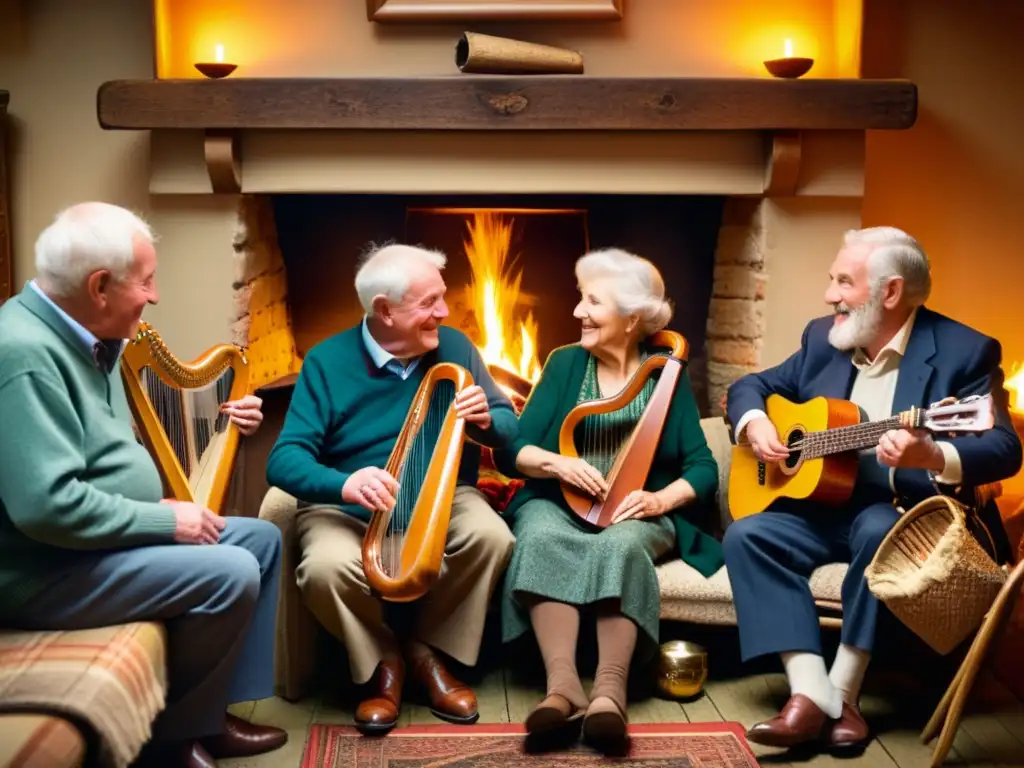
[[746, 694, 830, 748], [355, 656, 405, 735], [829, 702, 870, 751], [163, 741, 216, 768], [201, 713, 288, 758], [408, 648, 479, 725]]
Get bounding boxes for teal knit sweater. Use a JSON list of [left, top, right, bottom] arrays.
[[492, 342, 724, 577], [266, 325, 518, 522], [0, 286, 178, 612]]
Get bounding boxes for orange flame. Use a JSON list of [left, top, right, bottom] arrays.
[[1006, 362, 1024, 410], [462, 212, 541, 384]]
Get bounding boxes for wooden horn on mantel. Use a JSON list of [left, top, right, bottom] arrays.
[[455, 32, 584, 75]]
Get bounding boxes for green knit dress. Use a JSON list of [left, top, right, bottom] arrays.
[[500, 348, 717, 651]]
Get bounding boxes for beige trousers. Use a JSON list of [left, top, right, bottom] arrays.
[[295, 485, 515, 685]]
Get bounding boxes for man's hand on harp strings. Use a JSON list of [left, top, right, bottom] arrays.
[[161, 499, 226, 545], [219, 394, 264, 436], [342, 466, 400, 513], [544, 455, 609, 500], [454, 385, 492, 430]]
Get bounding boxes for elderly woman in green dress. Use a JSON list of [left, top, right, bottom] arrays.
[[493, 248, 723, 750]]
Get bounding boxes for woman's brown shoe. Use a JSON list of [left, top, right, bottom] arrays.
[[525, 693, 585, 736], [582, 695, 628, 753]]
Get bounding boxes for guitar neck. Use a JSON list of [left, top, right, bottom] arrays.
[[802, 415, 906, 459]]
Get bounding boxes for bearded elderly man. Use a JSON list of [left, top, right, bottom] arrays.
[[266, 243, 517, 734], [0, 203, 286, 768], [723, 226, 1021, 753]]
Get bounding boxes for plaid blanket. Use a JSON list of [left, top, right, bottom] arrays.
[[0, 623, 167, 768]]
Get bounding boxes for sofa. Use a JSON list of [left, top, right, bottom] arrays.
[[0, 623, 167, 768], [259, 415, 849, 701]]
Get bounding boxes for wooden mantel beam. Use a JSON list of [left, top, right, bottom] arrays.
[[97, 77, 917, 132]]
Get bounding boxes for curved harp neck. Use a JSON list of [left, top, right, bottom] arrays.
[[124, 322, 249, 388]]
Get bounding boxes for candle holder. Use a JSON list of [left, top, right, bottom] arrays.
[[764, 56, 814, 79], [194, 62, 237, 79]]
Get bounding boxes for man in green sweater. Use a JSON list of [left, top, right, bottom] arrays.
[[0, 203, 286, 768], [266, 243, 518, 734]]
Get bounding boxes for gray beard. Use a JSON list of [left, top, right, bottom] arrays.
[[828, 293, 884, 351]]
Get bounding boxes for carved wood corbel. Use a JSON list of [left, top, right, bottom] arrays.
[[764, 130, 803, 197], [204, 129, 241, 194]]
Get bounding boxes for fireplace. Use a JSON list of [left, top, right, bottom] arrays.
[[239, 193, 723, 411]]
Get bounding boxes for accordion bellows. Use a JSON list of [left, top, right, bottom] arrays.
[[865, 496, 1007, 655]]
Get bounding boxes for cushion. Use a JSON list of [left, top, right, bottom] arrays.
[[0, 714, 85, 768], [0, 623, 167, 768], [657, 560, 848, 625]]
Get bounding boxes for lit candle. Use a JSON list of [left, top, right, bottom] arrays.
[[195, 42, 237, 79], [764, 37, 814, 79]]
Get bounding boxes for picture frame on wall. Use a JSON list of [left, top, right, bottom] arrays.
[[366, 0, 623, 23]]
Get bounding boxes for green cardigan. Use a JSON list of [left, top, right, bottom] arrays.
[[492, 343, 724, 577]]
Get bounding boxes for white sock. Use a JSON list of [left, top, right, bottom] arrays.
[[829, 644, 870, 706], [781, 652, 843, 718]]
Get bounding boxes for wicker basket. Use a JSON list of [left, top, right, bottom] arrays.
[[865, 495, 1007, 655]]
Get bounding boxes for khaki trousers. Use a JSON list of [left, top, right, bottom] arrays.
[[295, 485, 515, 684]]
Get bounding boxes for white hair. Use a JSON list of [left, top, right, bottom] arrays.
[[575, 247, 673, 336], [844, 226, 931, 307], [354, 243, 447, 313], [34, 202, 154, 298]]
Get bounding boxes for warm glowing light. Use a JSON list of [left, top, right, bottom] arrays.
[[784, 39, 794, 58], [462, 212, 541, 385], [1006, 362, 1024, 410], [215, 44, 224, 63]]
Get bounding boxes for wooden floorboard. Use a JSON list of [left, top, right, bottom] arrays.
[[216, 664, 1024, 768]]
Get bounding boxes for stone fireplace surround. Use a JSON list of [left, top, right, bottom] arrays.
[[230, 191, 763, 416]]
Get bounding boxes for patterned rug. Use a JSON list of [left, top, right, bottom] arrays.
[[301, 722, 760, 767]]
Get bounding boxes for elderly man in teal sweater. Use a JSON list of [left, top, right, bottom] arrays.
[[267, 243, 517, 734], [0, 203, 286, 768]]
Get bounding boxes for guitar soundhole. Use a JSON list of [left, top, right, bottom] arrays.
[[783, 429, 804, 470]]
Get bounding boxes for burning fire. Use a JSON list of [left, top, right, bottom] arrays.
[[462, 212, 542, 385], [1006, 362, 1024, 411]]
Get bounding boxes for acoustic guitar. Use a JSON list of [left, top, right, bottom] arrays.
[[728, 393, 995, 520]]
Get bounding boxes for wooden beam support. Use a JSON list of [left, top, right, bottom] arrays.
[[203, 130, 241, 194], [764, 131, 803, 197], [97, 77, 918, 132]]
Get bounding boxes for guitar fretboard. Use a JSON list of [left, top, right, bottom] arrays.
[[800, 414, 911, 459]]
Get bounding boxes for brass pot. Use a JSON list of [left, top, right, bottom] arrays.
[[657, 640, 708, 699]]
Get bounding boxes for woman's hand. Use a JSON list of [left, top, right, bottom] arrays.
[[610, 490, 666, 524], [545, 455, 609, 500]]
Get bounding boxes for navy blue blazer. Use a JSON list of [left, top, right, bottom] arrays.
[[727, 307, 1022, 562]]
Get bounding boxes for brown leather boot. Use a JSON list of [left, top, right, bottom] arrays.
[[407, 646, 478, 725], [355, 656, 405, 735], [746, 694, 831, 748]]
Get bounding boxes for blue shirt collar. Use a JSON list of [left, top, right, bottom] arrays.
[[29, 279, 102, 350], [361, 316, 422, 380], [28, 280, 125, 370]]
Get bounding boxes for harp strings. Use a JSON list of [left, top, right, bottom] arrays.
[[382, 379, 458, 579], [139, 366, 236, 500], [576, 353, 659, 481]]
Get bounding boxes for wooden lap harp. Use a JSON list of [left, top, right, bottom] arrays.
[[558, 330, 690, 528], [362, 363, 474, 603], [120, 322, 250, 515]]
